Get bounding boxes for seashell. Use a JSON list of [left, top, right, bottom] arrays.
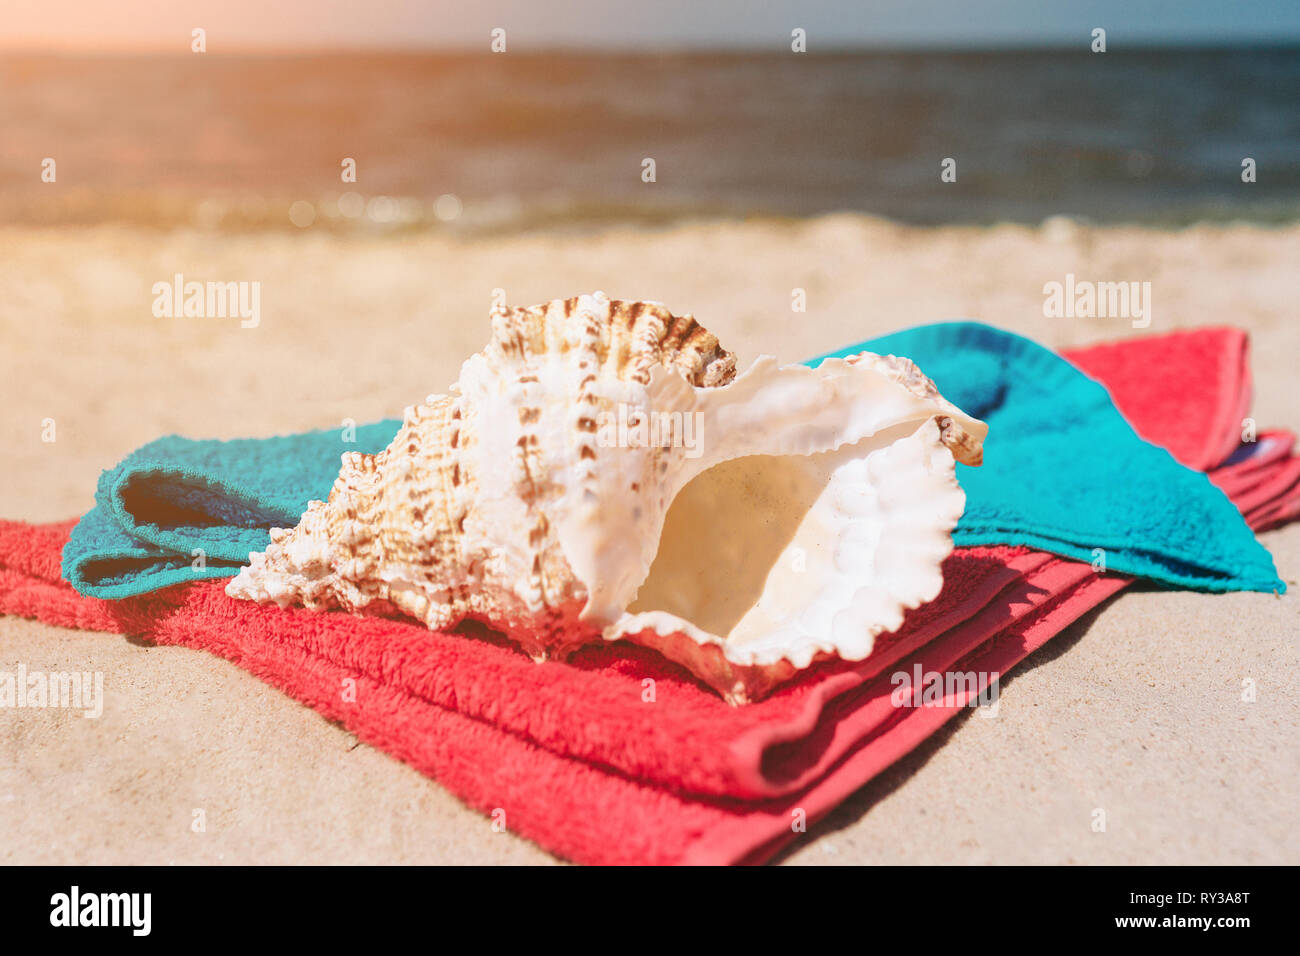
[[227, 292, 987, 704]]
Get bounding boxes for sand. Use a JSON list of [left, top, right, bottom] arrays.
[[2, 215, 1298, 864]]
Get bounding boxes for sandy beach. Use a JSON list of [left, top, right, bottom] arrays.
[[2, 215, 1298, 863]]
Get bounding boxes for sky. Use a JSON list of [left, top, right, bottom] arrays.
[[4, 0, 1300, 51]]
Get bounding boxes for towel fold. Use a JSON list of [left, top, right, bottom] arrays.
[[63, 323, 1282, 598], [4, 325, 1296, 864], [1209, 430, 1300, 531]]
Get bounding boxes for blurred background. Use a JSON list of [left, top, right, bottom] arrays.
[[3, 1, 1300, 230]]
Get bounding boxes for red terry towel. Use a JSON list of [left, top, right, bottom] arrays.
[[1064, 325, 1253, 470], [1, 327, 1295, 864]]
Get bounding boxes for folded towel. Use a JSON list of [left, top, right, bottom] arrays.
[[62, 424, 401, 598], [63, 323, 1282, 598], [1067, 327, 1300, 533], [6, 327, 1295, 864], [813, 323, 1282, 592], [1064, 325, 1252, 470], [0, 470, 1286, 864], [1211, 430, 1300, 530], [0, 528, 1128, 864]]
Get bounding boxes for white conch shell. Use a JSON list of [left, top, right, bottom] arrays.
[[227, 292, 987, 704]]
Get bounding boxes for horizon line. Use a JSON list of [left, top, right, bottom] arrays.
[[4, 38, 1300, 56]]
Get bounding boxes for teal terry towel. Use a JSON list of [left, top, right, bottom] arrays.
[[810, 322, 1282, 593], [62, 322, 1282, 598], [63, 423, 401, 598]]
